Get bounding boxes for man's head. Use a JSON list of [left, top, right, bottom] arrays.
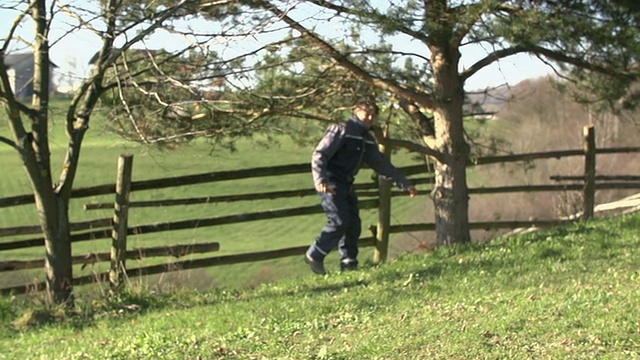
[[353, 100, 379, 128]]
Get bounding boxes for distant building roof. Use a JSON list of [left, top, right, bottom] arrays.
[[3, 52, 58, 98], [3, 52, 58, 70], [4, 53, 33, 68]]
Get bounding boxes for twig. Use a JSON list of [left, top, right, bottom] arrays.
[[2, 2, 36, 53], [0, 135, 18, 150]]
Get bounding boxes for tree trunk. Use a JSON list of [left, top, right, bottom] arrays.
[[35, 193, 74, 304], [430, 44, 471, 246], [30, 0, 74, 305]]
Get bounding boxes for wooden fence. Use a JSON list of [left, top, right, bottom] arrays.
[[1, 125, 639, 295]]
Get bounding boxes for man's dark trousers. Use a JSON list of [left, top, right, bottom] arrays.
[[307, 182, 360, 267]]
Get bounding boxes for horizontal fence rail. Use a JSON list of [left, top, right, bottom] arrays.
[[82, 176, 436, 210], [0, 242, 220, 272], [4, 146, 638, 209], [551, 175, 640, 181], [380, 219, 577, 233], [0, 163, 312, 208], [0, 218, 112, 238]]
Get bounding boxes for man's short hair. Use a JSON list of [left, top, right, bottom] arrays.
[[354, 100, 379, 115]]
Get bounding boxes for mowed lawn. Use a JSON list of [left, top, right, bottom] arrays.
[[0, 101, 429, 291]]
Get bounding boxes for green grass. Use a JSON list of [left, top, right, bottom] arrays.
[[1, 212, 639, 359], [0, 99, 427, 291]]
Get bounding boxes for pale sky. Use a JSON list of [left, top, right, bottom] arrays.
[[1, 3, 554, 93]]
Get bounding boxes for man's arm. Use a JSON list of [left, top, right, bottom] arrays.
[[311, 124, 344, 190], [364, 147, 415, 196]]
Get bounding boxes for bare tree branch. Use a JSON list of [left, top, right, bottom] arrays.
[[530, 45, 638, 80], [451, 3, 522, 50], [460, 45, 529, 82], [397, 98, 438, 150], [0, 135, 18, 150], [384, 138, 443, 163], [305, 0, 430, 43], [350, 49, 431, 66], [114, 62, 151, 144], [66, 0, 195, 128], [1, 2, 35, 53], [49, 3, 102, 49]]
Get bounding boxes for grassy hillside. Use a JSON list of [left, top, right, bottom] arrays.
[[0, 99, 428, 291], [1, 212, 638, 359]]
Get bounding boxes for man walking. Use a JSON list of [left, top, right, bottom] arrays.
[[305, 100, 417, 275]]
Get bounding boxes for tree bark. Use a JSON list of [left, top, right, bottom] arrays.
[[36, 195, 74, 304], [430, 43, 471, 246]]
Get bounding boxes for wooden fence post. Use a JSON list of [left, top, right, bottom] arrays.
[[373, 123, 392, 264], [583, 126, 596, 220], [110, 154, 133, 294]]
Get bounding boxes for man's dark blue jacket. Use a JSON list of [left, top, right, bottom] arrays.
[[311, 117, 412, 190]]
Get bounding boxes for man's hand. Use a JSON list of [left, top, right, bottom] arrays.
[[408, 186, 417, 198], [316, 182, 336, 194]]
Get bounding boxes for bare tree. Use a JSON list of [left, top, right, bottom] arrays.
[[0, 0, 273, 304]]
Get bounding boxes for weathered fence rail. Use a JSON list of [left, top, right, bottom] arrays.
[[0, 163, 315, 208], [0, 218, 113, 237], [0, 242, 221, 272], [1, 125, 640, 295]]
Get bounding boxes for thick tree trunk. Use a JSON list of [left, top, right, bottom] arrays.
[[432, 151, 471, 246], [35, 194, 74, 304], [430, 44, 471, 246]]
